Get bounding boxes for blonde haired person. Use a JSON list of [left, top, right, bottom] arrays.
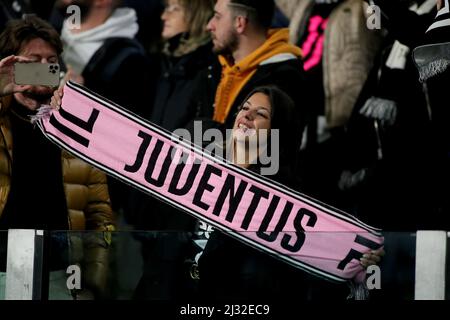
[[123, 0, 216, 300], [161, 0, 214, 57], [145, 0, 215, 128]]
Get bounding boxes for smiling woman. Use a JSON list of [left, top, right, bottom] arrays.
[[193, 85, 309, 300], [230, 86, 300, 183]]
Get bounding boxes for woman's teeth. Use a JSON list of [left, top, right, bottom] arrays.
[[239, 123, 249, 132], [237, 123, 256, 138]]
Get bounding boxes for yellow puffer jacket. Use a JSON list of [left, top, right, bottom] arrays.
[[0, 96, 115, 298]]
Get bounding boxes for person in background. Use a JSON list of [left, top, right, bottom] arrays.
[[338, 0, 438, 231], [189, 0, 307, 137], [0, 16, 115, 300], [50, 0, 165, 54], [275, 0, 383, 210], [124, 0, 216, 300], [58, 0, 155, 213], [147, 0, 215, 127]]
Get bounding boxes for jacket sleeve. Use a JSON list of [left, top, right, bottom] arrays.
[[82, 165, 115, 299], [84, 165, 115, 230]]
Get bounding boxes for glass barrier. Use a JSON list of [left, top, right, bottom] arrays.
[[43, 230, 422, 301], [2, 229, 448, 300], [0, 231, 6, 300]]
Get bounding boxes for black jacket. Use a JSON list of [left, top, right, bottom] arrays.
[[82, 37, 157, 211], [82, 37, 157, 117], [129, 42, 216, 300], [197, 164, 348, 301], [150, 41, 214, 131], [339, 7, 449, 231], [125, 41, 215, 230]]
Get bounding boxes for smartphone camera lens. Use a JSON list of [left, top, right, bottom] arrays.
[[49, 65, 58, 74]]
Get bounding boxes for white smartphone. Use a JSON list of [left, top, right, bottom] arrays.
[[14, 62, 60, 87]]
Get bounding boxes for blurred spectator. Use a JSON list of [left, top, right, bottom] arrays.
[[149, 0, 215, 128], [339, 0, 441, 231], [59, 0, 156, 212], [189, 0, 307, 136], [50, 0, 165, 53], [60, 0, 154, 115], [0, 16, 115, 300], [128, 0, 215, 300], [276, 0, 383, 209]]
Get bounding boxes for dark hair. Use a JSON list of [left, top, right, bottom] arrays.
[[0, 15, 63, 59], [240, 85, 301, 186], [229, 0, 275, 30]]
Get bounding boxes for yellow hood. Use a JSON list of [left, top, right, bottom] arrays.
[[214, 28, 302, 124], [219, 28, 302, 71]]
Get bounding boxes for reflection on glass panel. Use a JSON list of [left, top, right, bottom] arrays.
[[372, 232, 416, 300], [48, 230, 145, 300], [0, 230, 7, 300], [0, 227, 448, 301], [42, 231, 431, 300], [0, 226, 447, 301], [1, 229, 448, 300]]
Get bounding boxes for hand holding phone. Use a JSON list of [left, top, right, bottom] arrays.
[[0, 55, 33, 97], [14, 62, 60, 87]]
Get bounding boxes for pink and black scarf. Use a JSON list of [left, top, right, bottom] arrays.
[[33, 81, 384, 289]]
